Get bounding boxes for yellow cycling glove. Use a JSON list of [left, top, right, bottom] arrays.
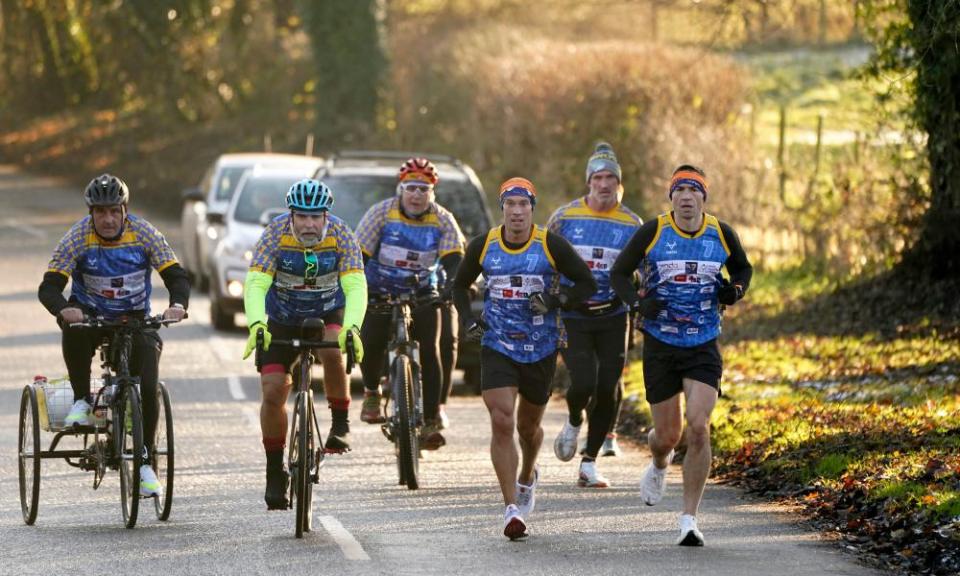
[[243, 321, 271, 360], [337, 325, 363, 363]]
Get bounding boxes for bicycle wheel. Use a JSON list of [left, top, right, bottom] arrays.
[[153, 382, 174, 521], [291, 391, 312, 538], [117, 386, 144, 529], [393, 354, 420, 490], [18, 386, 41, 525]]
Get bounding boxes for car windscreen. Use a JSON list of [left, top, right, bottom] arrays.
[[323, 175, 490, 238], [215, 166, 249, 202], [233, 176, 297, 224]]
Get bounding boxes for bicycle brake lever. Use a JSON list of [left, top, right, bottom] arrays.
[[345, 330, 356, 374]]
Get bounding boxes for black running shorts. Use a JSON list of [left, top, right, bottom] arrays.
[[641, 334, 722, 404], [480, 346, 557, 406]]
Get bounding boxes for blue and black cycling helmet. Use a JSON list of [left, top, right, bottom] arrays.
[[285, 179, 334, 212], [84, 173, 129, 207]]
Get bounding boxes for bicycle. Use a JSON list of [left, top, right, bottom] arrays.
[[255, 319, 356, 539], [368, 292, 438, 491], [18, 314, 182, 528]]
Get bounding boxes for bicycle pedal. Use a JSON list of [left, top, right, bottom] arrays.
[[323, 446, 351, 455]]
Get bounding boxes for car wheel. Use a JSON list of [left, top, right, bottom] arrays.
[[209, 284, 234, 330]]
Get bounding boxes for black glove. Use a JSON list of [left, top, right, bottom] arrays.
[[528, 292, 560, 315], [464, 318, 486, 343], [718, 278, 744, 306], [633, 298, 667, 321]]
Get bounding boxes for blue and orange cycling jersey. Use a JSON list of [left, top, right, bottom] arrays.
[[47, 214, 178, 317], [249, 213, 363, 325], [642, 212, 731, 347], [547, 198, 642, 319], [355, 197, 464, 295]]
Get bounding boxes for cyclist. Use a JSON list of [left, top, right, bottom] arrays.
[[610, 164, 752, 546], [452, 177, 597, 540], [547, 142, 642, 488], [37, 174, 190, 498], [242, 178, 367, 510], [354, 157, 465, 450]]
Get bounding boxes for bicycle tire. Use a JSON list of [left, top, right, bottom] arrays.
[[153, 382, 174, 521], [18, 386, 41, 525], [292, 391, 311, 538], [394, 354, 420, 490], [117, 386, 144, 529]]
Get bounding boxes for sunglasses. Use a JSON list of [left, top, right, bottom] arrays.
[[401, 183, 434, 195]]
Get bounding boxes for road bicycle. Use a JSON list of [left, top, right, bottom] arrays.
[[255, 319, 356, 538], [368, 292, 439, 490], [18, 314, 181, 528]]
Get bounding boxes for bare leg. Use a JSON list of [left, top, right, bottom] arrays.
[[260, 372, 292, 438], [647, 393, 683, 467], [515, 395, 547, 485], [483, 387, 519, 504], [681, 379, 718, 516]]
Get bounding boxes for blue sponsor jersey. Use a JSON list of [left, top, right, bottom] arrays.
[[47, 214, 179, 318], [479, 226, 561, 363], [249, 213, 364, 325], [547, 198, 641, 319], [642, 213, 731, 347]]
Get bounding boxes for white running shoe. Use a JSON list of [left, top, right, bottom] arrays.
[[553, 420, 581, 462], [577, 460, 610, 488], [515, 467, 539, 518], [139, 464, 163, 498], [64, 399, 91, 427], [502, 504, 527, 540], [640, 449, 673, 506], [677, 514, 705, 546], [600, 433, 622, 457]]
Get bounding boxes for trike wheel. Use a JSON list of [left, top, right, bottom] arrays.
[[18, 386, 41, 525]]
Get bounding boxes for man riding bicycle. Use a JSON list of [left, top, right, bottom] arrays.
[[37, 174, 190, 498], [354, 157, 465, 450], [242, 178, 367, 511]]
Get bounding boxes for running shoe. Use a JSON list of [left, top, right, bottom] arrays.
[[553, 420, 581, 462], [677, 514, 705, 546], [139, 464, 163, 497], [420, 420, 446, 451], [437, 405, 450, 430], [515, 466, 539, 517], [639, 449, 674, 506], [577, 460, 610, 488], [64, 399, 91, 427], [360, 391, 385, 424], [502, 504, 528, 540], [264, 467, 289, 510], [600, 433, 622, 457]]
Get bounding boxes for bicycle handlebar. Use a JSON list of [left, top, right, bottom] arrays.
[[254, 327, 356, 373], [68, 314, 185, 330]]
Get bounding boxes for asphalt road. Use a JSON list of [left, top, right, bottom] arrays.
[[0, 165, 887, 575]]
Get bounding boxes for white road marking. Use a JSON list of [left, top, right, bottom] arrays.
[[227, 374, 246, 400], [318, 515, 370, 561], [2, 218, 46, 239]]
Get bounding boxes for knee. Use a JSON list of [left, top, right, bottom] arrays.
[[261, 376, 290, 407], [685, 418, 711, 448], [655, 425, 683, 448], [489, 410, 515, 439], [516, 418, 541, 442], [319, 349, 344, 370]]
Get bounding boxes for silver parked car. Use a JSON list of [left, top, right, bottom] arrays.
[[180, 153, 324, 291], [208, 162, 325, 329]]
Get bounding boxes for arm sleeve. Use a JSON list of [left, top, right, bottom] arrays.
[[452, 233, 486, 327], [610, 220, 658, 307], [719, 222, 753, 292], [159, 263, 191, 309], [38, 271, 70, 317], [340, 271, 368, 330], [243, 270, 273, 328], [545, 231, 597, 307]]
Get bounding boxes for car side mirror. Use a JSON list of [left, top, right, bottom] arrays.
[[182, 187, 204, 203], [207, 211, 225, 225], [259, 208, 286, 226]]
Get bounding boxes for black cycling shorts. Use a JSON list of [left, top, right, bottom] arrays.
[[641, 334, 722, 405], [259, 310, 344, 373], [480, 347, 557, 406]]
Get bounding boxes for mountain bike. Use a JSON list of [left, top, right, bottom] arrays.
[[369, 292, 437, 490], [255, 319, 356, 538], [18, 314, 181, 528]]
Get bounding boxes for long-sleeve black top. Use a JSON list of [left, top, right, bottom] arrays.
[[452, 226, 598, 327], [610, 215, 753, 307]]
